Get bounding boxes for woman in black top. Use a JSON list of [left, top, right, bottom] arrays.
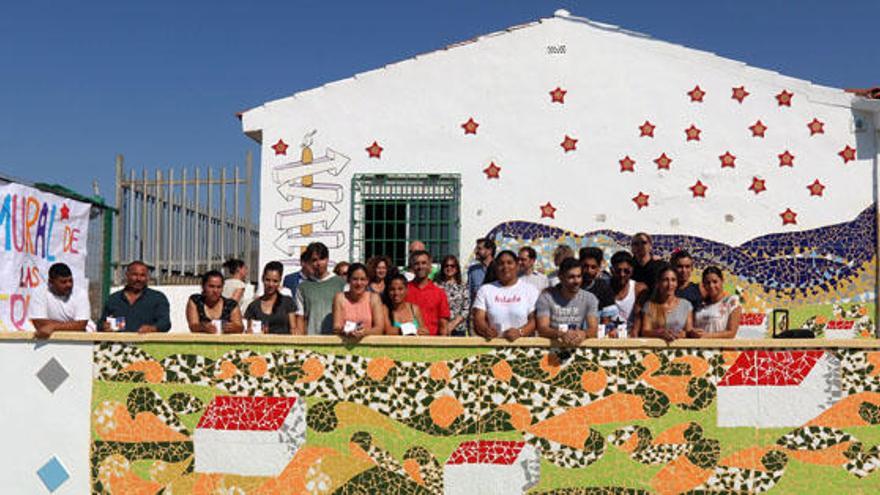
[[244, 262, 298, 334], [186, 270, 244, 334]]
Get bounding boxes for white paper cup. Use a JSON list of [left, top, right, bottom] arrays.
[[343, 321, 359, 334], [400, 322, 418, 336], [558, 324, 570, 333], [597, 324, 606, 339], [107, 317, 118, 331], [251, 320, 263, 334], [212, 319, 223, 334]]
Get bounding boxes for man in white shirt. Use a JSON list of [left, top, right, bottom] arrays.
[[517, 246, 549, 292], [29, 263, 92, 338]]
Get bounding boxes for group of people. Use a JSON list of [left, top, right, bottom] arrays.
[[28, 232, 742, 343]]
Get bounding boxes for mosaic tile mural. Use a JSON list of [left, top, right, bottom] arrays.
[[90, 342, 880, 493], [486, 204, 877, 338]]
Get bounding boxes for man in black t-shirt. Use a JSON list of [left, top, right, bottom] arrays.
[[579, 247, 616, 311], [671, 249, 703, 312]]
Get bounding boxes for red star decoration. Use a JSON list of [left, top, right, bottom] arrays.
[[719, 151, 737, 168], [271, 139, 289, 156], [632, 192, 650, 210], [365, 141, 383, 158], [839, 145, 856, 163], [688, 85, 706, 102], [685, 124, 701, 141], [750, 120, 767, 137], [540, 202, 557, 219], [776, 90, 794, 107], [780, 208, 798, 225], [60, 203, 70, 221], [778, 150, 795, 167], [807, 118, 825, 136], [549, 87, 567, 103], [639, 121, 655, 137], [807, 179, 825, 197], [561, 135, 578, 152], [689, 180, 708, 198], [461, 118, 479, 135], [483, 162, 501, 179], [619, 155, 636, 172], [749, 177, 767, 194], [654, 153, 672, 170], [731, 86, 749, 103]]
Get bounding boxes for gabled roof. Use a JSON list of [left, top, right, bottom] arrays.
[[197, 396, 298, 431], [719, 350, 825, 387]]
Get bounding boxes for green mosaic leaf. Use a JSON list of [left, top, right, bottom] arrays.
[[858, 401, 880, 424]]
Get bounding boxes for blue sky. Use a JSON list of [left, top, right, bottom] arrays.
[[1, 1, 877, 208]]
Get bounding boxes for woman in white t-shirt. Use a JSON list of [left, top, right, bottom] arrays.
[[221, 258, 249, 303], [693, 266, 740, 339], [472, 250, 539, 342]]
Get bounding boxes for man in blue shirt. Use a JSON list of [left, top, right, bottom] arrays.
[[282, 250, 312, 296], [467, 237, 495, 302], [99, 261, 171, 333]]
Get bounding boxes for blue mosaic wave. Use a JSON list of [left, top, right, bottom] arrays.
[[485, 205, 876, 297]]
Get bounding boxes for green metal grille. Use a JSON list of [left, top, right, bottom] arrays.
[[351, 174, 461, 266]]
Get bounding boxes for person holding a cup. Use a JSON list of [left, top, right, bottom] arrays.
[[99, 261, 171, 333], [536, 257, 598, 345], [186, 270, 244, 334], [244, 261, 297, 334], [383, 274, 427, 336], [331, 263, 385, 338]]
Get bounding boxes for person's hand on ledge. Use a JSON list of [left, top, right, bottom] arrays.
[[660, 328, 680, 343], [502, 328, 523, 342], [560, 329, 587, 346], [138, 325, 160, 334], [686, 328, 705, 339], [478, 326, 499, 340]]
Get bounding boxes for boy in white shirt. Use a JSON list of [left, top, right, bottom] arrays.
[[29, 263, 92, 338]]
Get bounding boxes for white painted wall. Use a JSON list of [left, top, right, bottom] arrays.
[[0, 341, 93, 494], [243, 12, 877, 271]]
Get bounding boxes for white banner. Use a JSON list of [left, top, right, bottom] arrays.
[[0, 183, 90, 331]]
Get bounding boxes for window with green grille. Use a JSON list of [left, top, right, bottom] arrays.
[[350, 174, 461, 267]]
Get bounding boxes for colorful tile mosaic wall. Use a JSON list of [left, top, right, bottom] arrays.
[[90, 342, 880, 493], [485, 204, 877, 336]]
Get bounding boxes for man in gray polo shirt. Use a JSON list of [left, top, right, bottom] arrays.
[[536, 258, 598, 346]]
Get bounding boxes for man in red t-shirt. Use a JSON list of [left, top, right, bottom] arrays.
[[405, 250, 450, 335]]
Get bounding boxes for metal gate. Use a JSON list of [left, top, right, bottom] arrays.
[[114, 153, 259, 283]]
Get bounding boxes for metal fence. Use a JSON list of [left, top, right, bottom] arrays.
[[114, 153, 259, 284]]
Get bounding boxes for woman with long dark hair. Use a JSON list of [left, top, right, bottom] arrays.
[[692, 266, 740, 339], [244, 261, 298, 334], [331, 263, 385, 338], [639, 265, 693, 342], [383, 274, 427, 336], [434, 254, 470, 336], [472, 250, 539, 342], [187, 270, 244, 334]]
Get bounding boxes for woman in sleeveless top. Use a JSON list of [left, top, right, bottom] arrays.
[[331, 263, 384, 338], [693, 266, 741, 339], [610, 251, 647, 326], [640, 265, 693, 342], [383, 274, 428, 336], [186, 270, 243, 334]]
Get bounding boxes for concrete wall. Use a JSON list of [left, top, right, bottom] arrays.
[[4, 335, 879, 493]]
